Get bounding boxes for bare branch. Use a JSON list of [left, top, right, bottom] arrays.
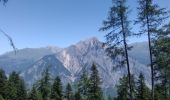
[[0, 28, 17, 54]]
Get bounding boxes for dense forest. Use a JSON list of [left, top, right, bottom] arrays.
[[0, 63, 152, 100], [0, 0, 170, 100]]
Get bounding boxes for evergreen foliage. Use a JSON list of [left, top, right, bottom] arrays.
[[65, 83, 74, 100], [77, 70, 90, 100], [37, 68, 51, 100], [100, 0, 133, 99], [88, 63, 103, 100], [135, 0, 169, 99], [51, 76, 63, 100], [136, 73, 151, 100]]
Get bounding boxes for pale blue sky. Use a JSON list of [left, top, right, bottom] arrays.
[[0, 0, 169, 54]]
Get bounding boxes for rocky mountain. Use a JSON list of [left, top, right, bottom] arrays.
[[0, 37, 150, 95]]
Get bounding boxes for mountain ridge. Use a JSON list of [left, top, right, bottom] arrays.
[[0, 37, 150, 95]]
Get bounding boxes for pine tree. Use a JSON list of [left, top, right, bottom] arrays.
[[77, 70, 90, 100], [28, 85, 43, 100], [115, 75, 136, 100], [75, 91, 82, 100], [6, 71, 27, 100], [0, 95, 4, 100], [17, 78, 27, 100], [152, 23, 170, 100], [115, 75, 129, 100], [100, 0, 133, 99], [135, 0, 169, 99], [108, 95, 113, 100], [0, 69, 7, 99], [65, 83, 74, 100], [51, 76, 63, 100], [37, 68, 51, 100], [88, 63, 103, 100], [136, 73, 151, 100]]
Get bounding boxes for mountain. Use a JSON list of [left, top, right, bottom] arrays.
[[0, 37, 150, 95]]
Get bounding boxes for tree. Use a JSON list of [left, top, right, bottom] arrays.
[[0, 95, 4, 100], [77, 69, 90, 99], [51, 76, 63, 100], [108, 95, 113, 100], [37, 68, 51, 100], [152, 23, 170, 100], [28, 85, 43, 100], [115, 75, 129, 100], [135, 0, 169, 99], [115, 75, 136, 100], [100, 0, 133, 99], [0, 69, 7, 99], [65, 83, 74, 100], [88, 63, 103, 100], [74, 91, 82, 100], [136, 73, 151, 100], [5, 71, 27, 100]]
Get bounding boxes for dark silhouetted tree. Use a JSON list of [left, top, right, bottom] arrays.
[[136, 73, 151, 100], [78, 69, 90, 99], [88, 63, 103, 100], [51, 76, 63, 100], [100, 0, 133, 99], [37, 68, 51, 100], [65, 83, 74, 100], [135, 0, 169, 99]]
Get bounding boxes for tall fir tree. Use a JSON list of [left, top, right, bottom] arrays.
[[65, 83, 74, 100], [6, 71, 27, 100], [115, 75, 129, 100], [114, 75, 136, 100], [88, 63, 103, 100], [28, 85, 43, 100], [135, 0, 169, 99], [0, 69, 7, 99], [152, 22, 170, 100], [77, 69, 90, 100], [136, 73, 151, 100], [0, 95, 4, 100], [100, 0, 133, 99], [74, 91, 82, 100], [37, 68, 51, 100], [51, 76, 63, 100]]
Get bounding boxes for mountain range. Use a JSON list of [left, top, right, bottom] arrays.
[[0, 37, 151, 95]]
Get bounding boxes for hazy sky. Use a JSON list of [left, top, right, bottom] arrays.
[[0, 0, 169, 54]]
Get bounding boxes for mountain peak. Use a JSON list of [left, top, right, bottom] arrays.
[[76, 37, 101, 46]]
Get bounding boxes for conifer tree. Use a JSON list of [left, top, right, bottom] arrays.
[[17, 79, 27, 100], [6, 71, 27, 100], [115, 75, 136, 100], [28, 85, 43, 100], [135, 0, 169, 99], [100, 0, 133, 99], [78, 70, 90, 99], [136, 73, 151, 100], [74, 91, 82, 100], [51, 76, 63, 100], [0, 95, 4, 100], [0, 69, 7, 99], [108, 95, 113, 100], [65, 83, 74, 100], [152, 22, 170, 100], [115, 75, 129, 100], [88, 63, 103, 100], [37, 68, 51, 100]]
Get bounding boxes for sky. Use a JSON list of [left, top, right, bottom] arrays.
[[0, 0, 169, 54]]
